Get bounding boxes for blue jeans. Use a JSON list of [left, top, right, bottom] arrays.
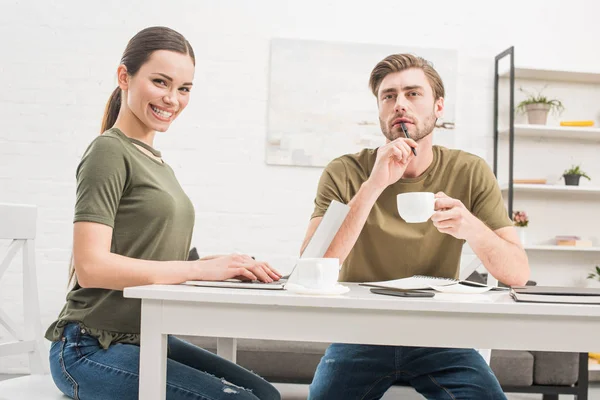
[[49, 323, 280, 400], [308, 344, 507, 400]]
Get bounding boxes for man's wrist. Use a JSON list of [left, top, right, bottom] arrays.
[[465, 216, 493, 246], [362, 179, 385, 199]]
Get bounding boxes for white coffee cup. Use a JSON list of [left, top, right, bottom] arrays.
[[294, 258, 339, 290], [396, 192, 437, 223]]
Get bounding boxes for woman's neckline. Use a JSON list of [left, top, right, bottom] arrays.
[[111, 128, 164, 164]]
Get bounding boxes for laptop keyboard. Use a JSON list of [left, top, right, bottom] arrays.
[[250, 278, 288, 285]]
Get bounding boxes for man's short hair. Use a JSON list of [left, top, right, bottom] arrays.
[[369, 54, 445, 101]]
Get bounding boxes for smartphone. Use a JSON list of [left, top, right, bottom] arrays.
[[370, 288, 435, 298]]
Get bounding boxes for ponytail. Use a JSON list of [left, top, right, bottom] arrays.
[[101, 87, 122, 133]]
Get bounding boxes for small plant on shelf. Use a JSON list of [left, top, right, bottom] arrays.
[[512, 210, 529, 244], [512, 210, 529, 227], [587, 265, 600, 282], [562, 164, 591, 186], [516, 86, 564, 125]]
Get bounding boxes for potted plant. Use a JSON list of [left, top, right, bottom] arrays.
[[516, 86, 565, 125], [562, 164, 591, 186], [512, 210, 529, 244], [586, 265, 600, 288]]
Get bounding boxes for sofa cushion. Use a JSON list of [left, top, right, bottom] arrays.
[[490, 350, 534, 386], [531, 351, 579, 385], [237, 349, 321, 382], [181, 336, 329, 354], [181, 336, 327, 381]]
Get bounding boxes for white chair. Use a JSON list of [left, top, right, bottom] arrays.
[[0, 374, 66, 400], [0, 203, 66, 399]]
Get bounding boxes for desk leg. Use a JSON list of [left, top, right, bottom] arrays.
[[139, 299, 167, 400], [217, 338, 237, 363]]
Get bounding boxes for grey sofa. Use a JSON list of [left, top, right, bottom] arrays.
[[183, 335, 586, 399]]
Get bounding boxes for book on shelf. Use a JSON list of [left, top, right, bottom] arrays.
[[555, 235, 593, 247], [557, 240, 593, 247], [513, 179, 547, 184], [560, 120, 594, 127]]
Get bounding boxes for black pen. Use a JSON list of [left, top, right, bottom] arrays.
[[400, 122, 417, 156]]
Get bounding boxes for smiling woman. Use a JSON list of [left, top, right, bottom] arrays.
[[101, 27, 195, 136], [44, 26, 282, 400]]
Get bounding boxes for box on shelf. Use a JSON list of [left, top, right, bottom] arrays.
[[514, 179, 547, 184], [560, 120, 595, 127], [555, 236, 593, 247]]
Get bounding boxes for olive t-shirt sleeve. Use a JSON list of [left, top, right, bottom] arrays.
[[470, 157, 512, 231], [74, 136, 129, 228], [311, 158, 348, 219]]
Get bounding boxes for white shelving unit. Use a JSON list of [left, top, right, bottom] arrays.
[[499, 66, 600, 84], [495, 54, 600, 259], [497, 55, 599, 389], [524, 245, 600, 253], [500, 183, 600, 195], [499, 124, 600, 142]]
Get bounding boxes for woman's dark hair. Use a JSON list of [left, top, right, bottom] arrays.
[[100, 26, 195, 133]]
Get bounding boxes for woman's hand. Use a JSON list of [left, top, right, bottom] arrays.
[[196, 254, 282, 282]]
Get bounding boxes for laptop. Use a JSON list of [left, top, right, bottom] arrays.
[[511, 286, 600, 296], [183, 200, 350, 290], [510, 286, 600, 305]]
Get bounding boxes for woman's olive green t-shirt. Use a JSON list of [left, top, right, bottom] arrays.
[[45, 128, 195, 349]]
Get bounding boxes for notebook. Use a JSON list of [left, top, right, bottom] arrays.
[[510, 286, 600, 304], [360, 275, 507, 293]]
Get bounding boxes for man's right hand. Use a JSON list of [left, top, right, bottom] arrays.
[[301, 139, 416, 265], [367, 138, 417, 190]]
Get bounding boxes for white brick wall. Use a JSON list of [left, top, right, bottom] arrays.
[[1, 0, 599, 373]]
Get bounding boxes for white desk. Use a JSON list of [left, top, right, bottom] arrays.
[[124, 283, 600, 400]]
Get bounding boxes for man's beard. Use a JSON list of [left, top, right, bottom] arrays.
[[380, 110, 437, 142]]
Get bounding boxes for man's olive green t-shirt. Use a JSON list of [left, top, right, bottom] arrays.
[[311, 145, 511, 283], [45, 128, 195, 348]]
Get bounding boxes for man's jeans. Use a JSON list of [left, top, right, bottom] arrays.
[[49, 323, 281, 400], [309, 343, 507, 400]]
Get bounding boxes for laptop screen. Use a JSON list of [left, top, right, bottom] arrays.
[[285, 200, 350, 280]]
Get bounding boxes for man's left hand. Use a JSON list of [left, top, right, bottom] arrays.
[[431, 192, 483, 240]]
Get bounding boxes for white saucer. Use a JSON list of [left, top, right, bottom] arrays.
[[285, 283, 350, 295]]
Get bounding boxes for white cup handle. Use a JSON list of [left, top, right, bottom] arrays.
[[433, 196, 441, 215]]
